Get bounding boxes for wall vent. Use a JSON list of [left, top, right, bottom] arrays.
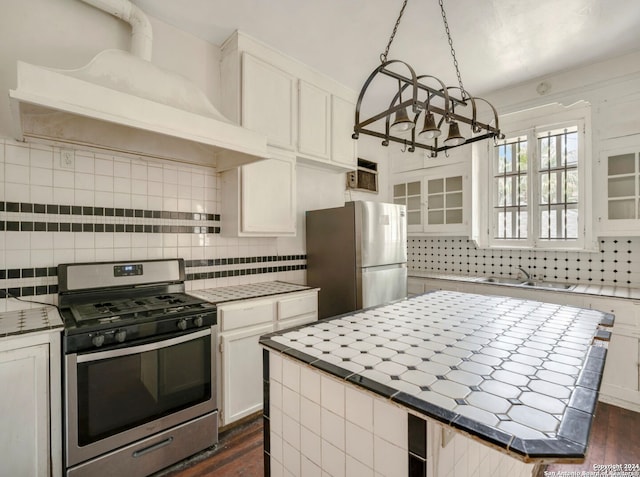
[[346, 158, 378, 193]]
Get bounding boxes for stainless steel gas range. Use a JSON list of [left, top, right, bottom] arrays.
[[58, 259, 218, 477]]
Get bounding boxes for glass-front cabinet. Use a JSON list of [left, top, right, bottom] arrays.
[[393, 164, 469, 235], [597, 138, 640, 235]]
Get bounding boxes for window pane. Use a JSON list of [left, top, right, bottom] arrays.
[[446, 192, 462, 208], [494, 208, 527, 239], [428, 194, 444, 209], [428, 210, 444, 224], [540, 172, 559, 204], [445, 176, 462, 192], [518, 176, 528, 205], [539, 205, 578, 240], [393, 184, 406, 197], [407, 181, 421, 195], [608, 199, 636, 220], [493, 136, 528, 240], [407, 211, 421, 225], [393, 198, 406, 205], [608, 176, 635, 198], [446, 209, 463, 224], [537, 125, 580, 240], [565, 169, 579, 202], [428, 179, 444, 194], [608, 154, 635, 175], [407, 196, 421, 210]]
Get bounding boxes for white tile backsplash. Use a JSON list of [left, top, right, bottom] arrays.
[[0, 139, 306, 311]]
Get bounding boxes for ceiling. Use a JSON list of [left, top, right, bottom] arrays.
[[132, 0, 640, 98]]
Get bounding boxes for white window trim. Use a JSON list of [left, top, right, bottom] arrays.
[[473, 101, 595, 251]]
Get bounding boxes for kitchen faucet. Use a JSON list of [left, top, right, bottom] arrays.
[[517, 267, 531, 280]]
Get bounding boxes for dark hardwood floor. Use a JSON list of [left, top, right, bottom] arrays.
[[546, 402, 640, 474], [158, 402, 639, 477]]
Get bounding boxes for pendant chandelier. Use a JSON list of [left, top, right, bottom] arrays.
[[352, 0, 504, 156]]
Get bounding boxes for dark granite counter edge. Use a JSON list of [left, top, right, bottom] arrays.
[[188, 281, 319, 305], [259, 334, 609, 462]]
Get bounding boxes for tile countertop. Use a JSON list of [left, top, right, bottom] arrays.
[[408, 270, 640, 300], [188, 281, 318, 305], [0, 306, 64, 338], [260, 290, 614, 462]]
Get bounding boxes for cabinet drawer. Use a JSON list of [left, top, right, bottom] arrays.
[[277, 292, 318, 320], [276, 312, 317, 331], [219, 300, 275, 331]]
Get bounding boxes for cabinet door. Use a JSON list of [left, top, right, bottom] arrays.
[[298, 81, 330, 161], [331, 95, 357, 168], [220, 322, 274, 426], [241, 154, 296, 234], [423, 172, 468, 234], [393, 180, 423, 233], [0, 344, 49, 476], [601, 333, 640, 403], [242, 52, 296, 151], [597, 142, 640, 235]]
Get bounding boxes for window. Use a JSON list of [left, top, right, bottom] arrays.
[[489, 118, 587, 249]]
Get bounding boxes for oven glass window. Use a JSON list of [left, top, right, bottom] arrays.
[[76, 334, 211, 446]]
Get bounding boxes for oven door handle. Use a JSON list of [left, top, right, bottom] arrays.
[[76, 329, 211, 363]]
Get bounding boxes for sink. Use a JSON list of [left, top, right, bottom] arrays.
[[479, 276, 576, 290], [520, 280, 575, 290], [480, 277, 525, 285]]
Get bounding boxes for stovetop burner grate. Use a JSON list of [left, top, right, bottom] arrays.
[[69, 293, 204, 323]]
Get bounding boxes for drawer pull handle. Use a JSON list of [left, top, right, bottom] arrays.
[[132, 436, 174, 458]]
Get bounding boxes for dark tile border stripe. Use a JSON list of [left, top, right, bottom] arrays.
[[1, 221, 220, 234], [263, 350, 271, 477], [1, 201, 221, 221]]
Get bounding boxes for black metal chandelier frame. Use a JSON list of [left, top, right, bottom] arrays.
[[351, 0, 504, 157]]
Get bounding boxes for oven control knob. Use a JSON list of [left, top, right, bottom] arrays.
[[193, 315, 204, 327], [92, 334, 105, 348], [114, 330, 127, 343], [177, 319, 187, 331]]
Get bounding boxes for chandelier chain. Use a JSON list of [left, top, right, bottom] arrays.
[[439, 0, 467, 99], [380, 0, 409, 63]]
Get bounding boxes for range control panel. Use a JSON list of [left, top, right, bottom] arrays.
[[114, 264, 143, 277]]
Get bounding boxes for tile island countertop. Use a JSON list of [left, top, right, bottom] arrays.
[[260, 290, 613, 462]]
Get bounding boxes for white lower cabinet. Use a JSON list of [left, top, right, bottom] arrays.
[[220, 322, 274, 426], [217, 290, 318, 427], [0, 331, 62, 477], [587, 297, 640, 411]]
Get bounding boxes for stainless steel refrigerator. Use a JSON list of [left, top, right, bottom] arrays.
[[306, 201, 407, 319]]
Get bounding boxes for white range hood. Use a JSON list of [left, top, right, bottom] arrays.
[[8, 0, 268, 169]]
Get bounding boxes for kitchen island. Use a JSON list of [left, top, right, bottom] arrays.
[[259, 290, 613, 477]]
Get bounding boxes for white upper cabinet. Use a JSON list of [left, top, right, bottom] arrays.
[[298, 80, 331, 160], [221, 31, 357, 171], [221, 152, 296, 237], [393, 163, 470, 236], [596, 134, 640, 235], [331, 95, 358, 168], [242, 53, 296, 151], [241, 154, 296, 234]]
